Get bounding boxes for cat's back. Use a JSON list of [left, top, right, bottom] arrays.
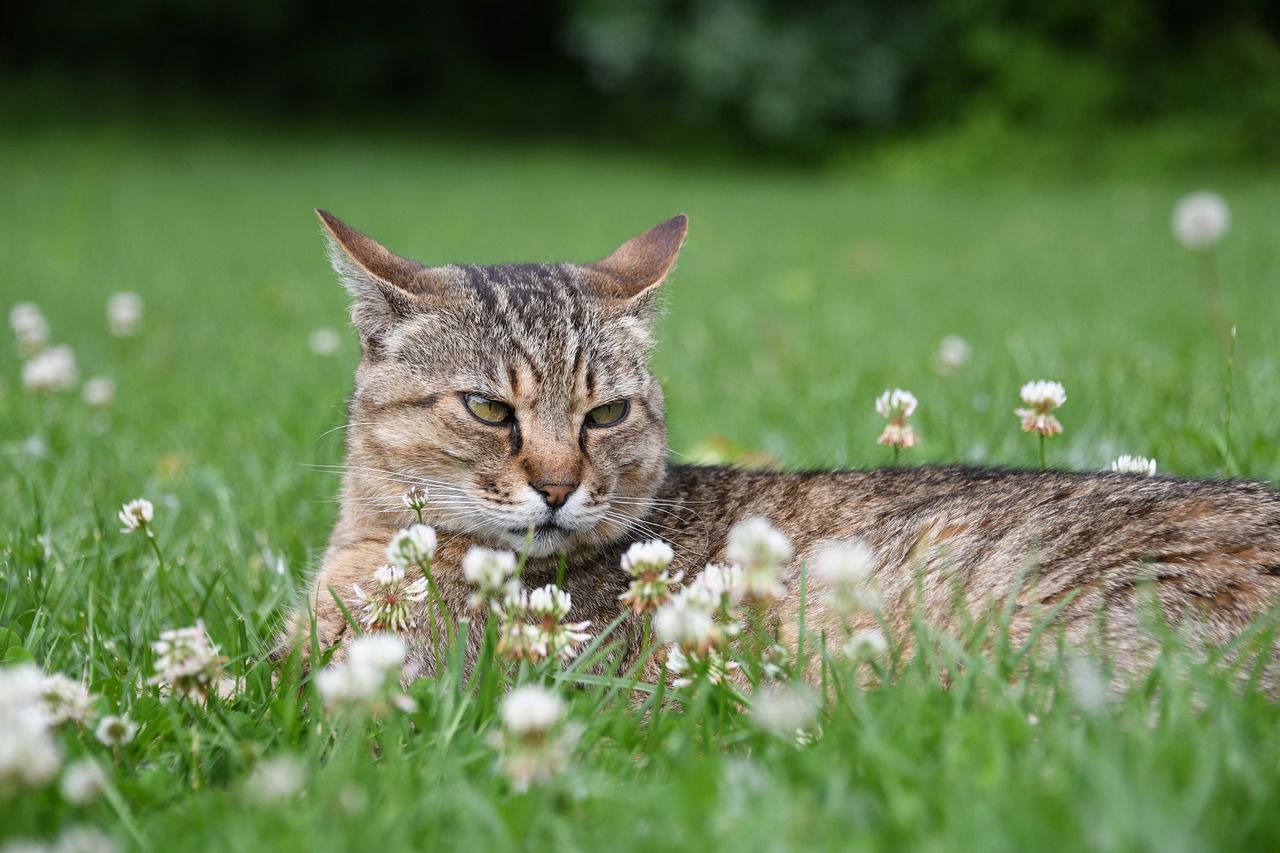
[[658, 463, 1280, 628], [653, 463, 1280, 681]]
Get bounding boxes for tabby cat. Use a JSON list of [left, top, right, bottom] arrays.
[[285, 211, 1280, 682]]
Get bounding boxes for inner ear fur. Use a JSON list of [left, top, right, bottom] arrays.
[[316, 209, 456, 302], [317, 209, 460, 347], [585, 214, 688, 302]]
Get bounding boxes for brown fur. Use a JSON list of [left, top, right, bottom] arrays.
[[284, 212, 1280, 684]]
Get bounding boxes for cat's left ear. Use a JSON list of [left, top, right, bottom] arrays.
[[316, 209, 454, 346], [584, 214, 688, 313]]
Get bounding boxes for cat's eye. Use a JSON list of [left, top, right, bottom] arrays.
[[585, 400, 628, 427], [463, 393, 514, 425]]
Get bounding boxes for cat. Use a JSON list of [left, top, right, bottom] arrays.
[[283, 210, 1280, 684]]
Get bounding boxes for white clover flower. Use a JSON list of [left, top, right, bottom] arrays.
[[810, 541, 876, 587], [52, 825, 118, 853], [761, 643, 790, 681], [307, 327, 341, 356], [664, 643, 738, 687], [653, 595, 719, 654], [664, 644, 692, 686], [9, 302, 49, 355], [750, 685, 816, 737], [93, 714, 137, 748], [117, 498, 154, 535], [1019, 380, 1067, 409], [619, 573, 683, 615], [82, 377, 115, 408], [501, 685, 565, 736], [1016, 379, 1067, 436], [401, 485, 429, 513], [877, 421, 919, 449], [336, 783, 370, 815], [462, 546, 519, 611], [496, 619, 542, 663], [1067, 656, 1109, 715], [22, 345, 77, 394], [1111, 455, 1157, 476], [41, 674, 96, 726], [495, 731, 579, 792], [619, 539, 682, 614], [684, 563, 744, 612], [875, 388, 923, 451], [352, 564, 429, 633], [493, 685, 579, 791], [934, 335, 971, 374], [20, 435, 48, 459], [659, 571, 748, 674], [527, 585, 573, 621], [316, 634, 409, 714], [348, 632, 407, 675], [810, 540, 880, 616], [106, 292, 143, 337], [0, 839, 47, 853], [60, 759, 108, 805], [496, 585, 591, 663], [150, 622, 223, 699], [621, 540, 675, 578], [386, 524, 437, 569], [793, 725, 824, 749], [535, 621, 592, 662], [874, 388, 918, 419], [843, 628, 889, 660], [496, 584, 527, 619], [526, 584, 592, 661], [313, 666, 371, 709], [726, 517, 792, 602], [0, 664, 61, 795], [245, 755, 305, 803], [1172, 191, 1230, 250]]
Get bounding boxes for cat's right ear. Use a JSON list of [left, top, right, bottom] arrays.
[[315, 209, 448, 344], [585, 214, 688, 312]]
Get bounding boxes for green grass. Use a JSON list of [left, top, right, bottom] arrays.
[[3, 118, 1280, 851]]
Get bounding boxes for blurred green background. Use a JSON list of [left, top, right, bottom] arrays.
[[4, 6, 1280, 849], [5, 0, 1280, 159], [3, 0, 1280, 486], [4, 0, 1280, 472]]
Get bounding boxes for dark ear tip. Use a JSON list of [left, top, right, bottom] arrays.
[[657, 213, 688, 247]]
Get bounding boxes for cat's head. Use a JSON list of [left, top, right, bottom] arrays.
[[319, 210, 686, 558]]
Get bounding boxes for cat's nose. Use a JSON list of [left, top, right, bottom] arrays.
[[535, 481, 578, 509]]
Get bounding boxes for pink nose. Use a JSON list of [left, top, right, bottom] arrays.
[[536, 482, 577, 508]]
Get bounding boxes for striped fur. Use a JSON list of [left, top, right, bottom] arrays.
[[285, 212, 1280, 685]]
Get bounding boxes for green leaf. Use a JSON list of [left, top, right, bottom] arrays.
[[0, 626, 33, 663]]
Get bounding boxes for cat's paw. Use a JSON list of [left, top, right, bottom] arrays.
[[272, 594, 352, 665]]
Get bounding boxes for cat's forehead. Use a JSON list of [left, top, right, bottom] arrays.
[[382, 261, 651, 395]]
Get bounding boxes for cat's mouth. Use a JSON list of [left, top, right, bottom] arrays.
[[499, 521, 575, 557], [508, 522, 569, 538]]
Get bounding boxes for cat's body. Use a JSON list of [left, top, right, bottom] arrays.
[[287, 212, 1280, 683]]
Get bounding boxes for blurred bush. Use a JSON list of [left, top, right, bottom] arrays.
[[565, 0, 1280, 146], [4, 0, 1278, 150]]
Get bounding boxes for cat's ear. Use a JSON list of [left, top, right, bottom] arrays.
[[316, 209, 449, 342], [584, 214, 688, 311]]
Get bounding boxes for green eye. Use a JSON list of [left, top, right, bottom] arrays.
[[464, 393, 514, 425], [586, 400, 628, 427]]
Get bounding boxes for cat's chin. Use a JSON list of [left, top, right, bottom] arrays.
[[492, 524, 575, 559]]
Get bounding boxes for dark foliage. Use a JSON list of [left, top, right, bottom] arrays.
[[5, 0, 1279, 146]]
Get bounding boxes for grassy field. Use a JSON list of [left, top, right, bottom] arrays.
[[3, 118, 1280, 851]]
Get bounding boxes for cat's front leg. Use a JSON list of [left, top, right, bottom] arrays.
[[277, 536, 393, 663]]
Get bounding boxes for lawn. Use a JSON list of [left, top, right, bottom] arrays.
[[3, 118, 1280, 851]]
